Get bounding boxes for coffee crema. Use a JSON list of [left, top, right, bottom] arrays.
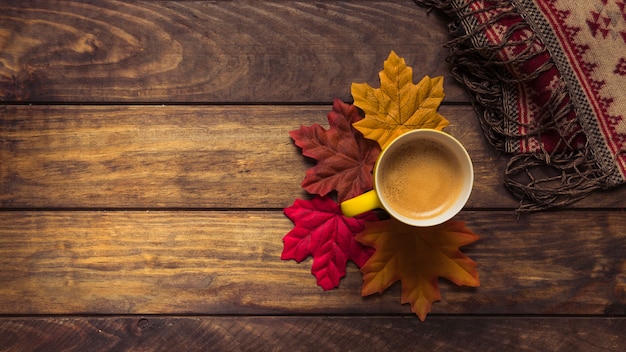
[[378, 139, 463, 220]]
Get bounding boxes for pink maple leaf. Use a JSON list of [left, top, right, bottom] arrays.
[[281, 196, 378, 290]]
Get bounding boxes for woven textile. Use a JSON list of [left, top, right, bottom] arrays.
[[416, 0, 626, 210]]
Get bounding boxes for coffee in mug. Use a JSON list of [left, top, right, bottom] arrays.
[[341, 129, 473, 227]]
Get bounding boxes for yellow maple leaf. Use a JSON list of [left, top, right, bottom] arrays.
[[352, 51, 449, 148], [355, 219, 480, 321]]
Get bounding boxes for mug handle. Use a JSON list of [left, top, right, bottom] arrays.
[[341, 190, 383, 217]]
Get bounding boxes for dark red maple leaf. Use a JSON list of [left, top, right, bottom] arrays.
[[289, 98, 381, 202], [281, 196, 378, 290]]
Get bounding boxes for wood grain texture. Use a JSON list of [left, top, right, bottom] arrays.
[[1, 210, 625, 316], [2, 1, 626, 350], [3, 105, 625, 209], [1, 104, 315, 209], [0, 0, 466, 103], [1, 316, 625, 352]]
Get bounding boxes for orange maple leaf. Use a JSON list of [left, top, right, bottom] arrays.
[[352, 51, 449, 148], [355, 219, 479, 321]]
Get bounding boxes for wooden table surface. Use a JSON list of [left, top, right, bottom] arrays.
[[1, 1, 625, 351]]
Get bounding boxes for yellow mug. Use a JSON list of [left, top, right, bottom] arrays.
[[341, 129, 473, 227]]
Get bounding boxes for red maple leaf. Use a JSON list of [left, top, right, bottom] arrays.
[[281, 196, 378, 290], [289, 98, 381, 202]]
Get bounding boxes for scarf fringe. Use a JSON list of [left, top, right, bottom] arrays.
[[415, 0, 611, 211]]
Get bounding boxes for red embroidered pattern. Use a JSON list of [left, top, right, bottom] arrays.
[[417, 0, 626, 208], [538, 0, 626, 174], [615, 58, 626, 75]]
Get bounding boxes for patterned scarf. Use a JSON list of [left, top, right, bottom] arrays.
[[415, 0, 626, 210]]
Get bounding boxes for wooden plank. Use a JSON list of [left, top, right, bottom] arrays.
[[1, 210, 625, 315], [2, 105, 625, 209], [0, 104, 314, 209], [0, 0, 466, 103], [1, 316, 625, 352]]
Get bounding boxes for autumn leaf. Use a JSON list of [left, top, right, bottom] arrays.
[[352, 51, 449, 148], [281, 196, 379, 290], [289, 98, 381, 202], [355, 219, 479, 321]]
